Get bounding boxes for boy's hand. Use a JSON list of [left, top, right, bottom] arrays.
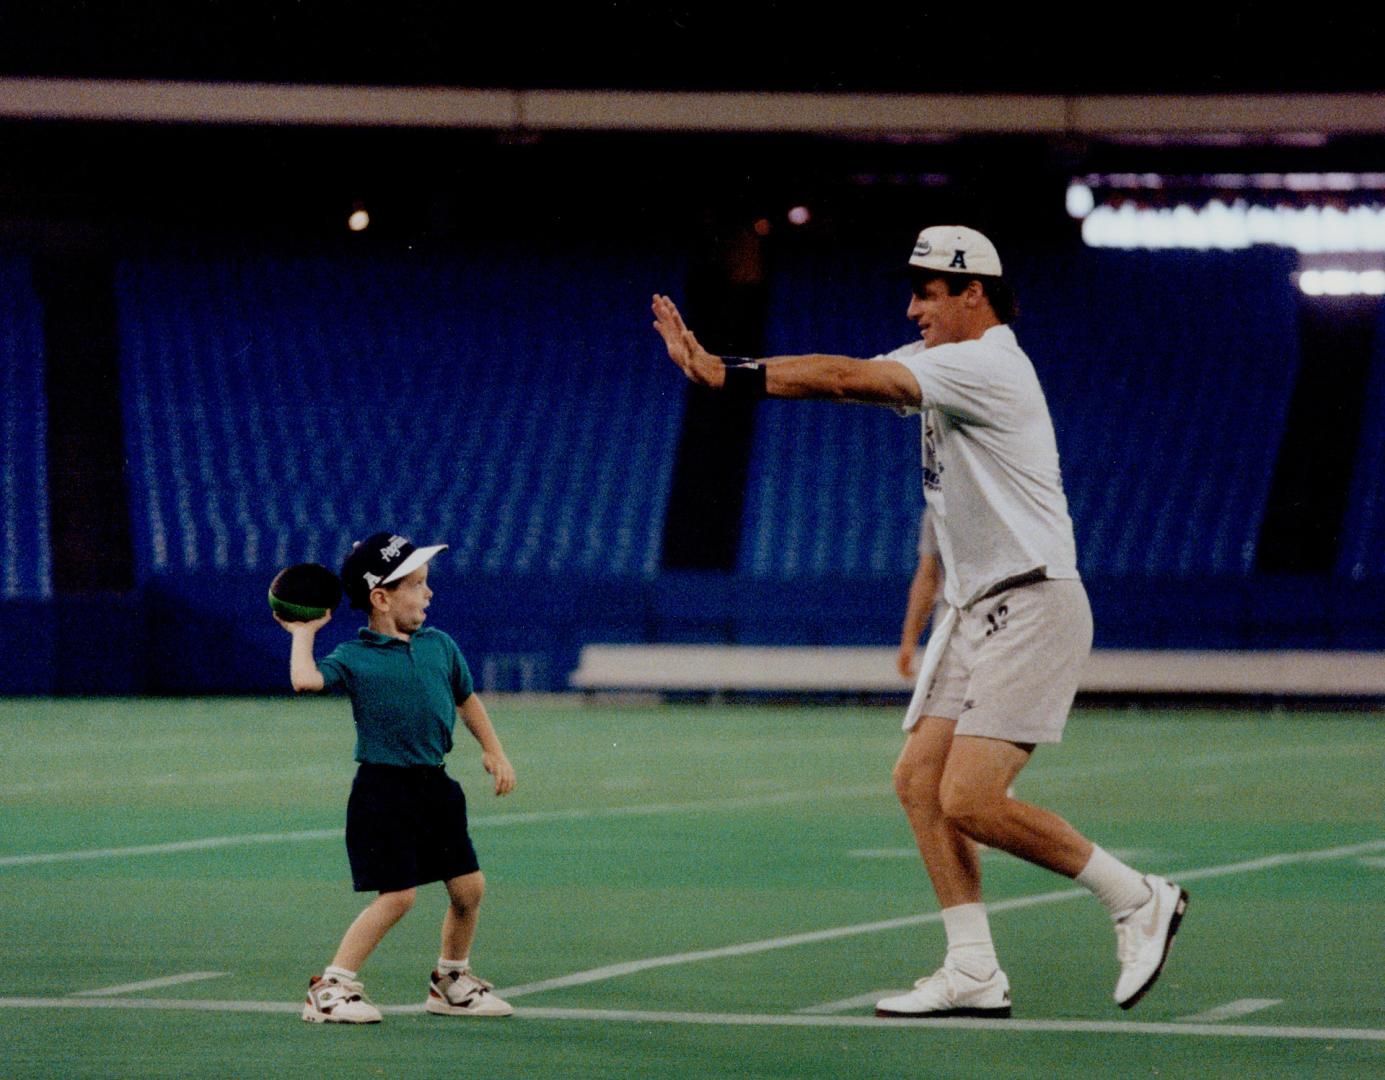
[[274, 611, 332, 634], [483, 751, 516, 796]]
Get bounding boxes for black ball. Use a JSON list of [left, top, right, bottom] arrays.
[[268, 563, 343, 622]]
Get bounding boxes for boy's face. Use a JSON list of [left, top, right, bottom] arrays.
[[373, 564, 433, 633]]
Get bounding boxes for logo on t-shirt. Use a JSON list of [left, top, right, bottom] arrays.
[[923, 420, 943, 492]]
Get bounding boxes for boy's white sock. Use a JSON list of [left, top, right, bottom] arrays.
[[438, 956, 469, 974], [323, 964, 357, 982], [941, 902, 999, 980], [1077, 845, 1152, 920]]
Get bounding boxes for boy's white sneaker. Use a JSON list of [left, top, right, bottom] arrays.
[[1114, 875, 1189, 1009], [425, 969, 514, 1017], [301, 974, 382, 1024], [875, 963, 1011, 1018]]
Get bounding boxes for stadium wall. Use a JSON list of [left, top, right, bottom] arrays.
[[2, 574, 1383, 696]]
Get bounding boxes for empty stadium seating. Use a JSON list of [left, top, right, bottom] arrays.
[[0, 241, 1359, 694], [1337, 304, 1385, 580], [0, 257, 52, 600], [116, 249, 689, 584]]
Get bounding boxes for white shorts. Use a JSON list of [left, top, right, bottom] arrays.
[[904, 578, 1092, 745]]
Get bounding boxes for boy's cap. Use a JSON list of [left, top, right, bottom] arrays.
[[907, 225, 1003, 278], [341, 532, 448, 610]]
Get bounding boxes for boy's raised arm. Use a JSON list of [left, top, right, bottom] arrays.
[[274, 612, 330, 692]]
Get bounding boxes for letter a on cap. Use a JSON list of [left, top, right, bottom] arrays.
[[907, 226, 1003, 277]]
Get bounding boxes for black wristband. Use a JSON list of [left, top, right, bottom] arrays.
[[722, 363, 767, 401]]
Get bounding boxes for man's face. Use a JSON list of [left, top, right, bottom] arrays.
[[907, 278, 976, 348], [380, 564, 432, 632]]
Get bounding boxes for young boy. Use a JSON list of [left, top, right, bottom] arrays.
[[276, 531, 517, 1024]]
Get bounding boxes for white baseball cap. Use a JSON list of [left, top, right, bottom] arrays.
[[907, 225, 1003, 277]]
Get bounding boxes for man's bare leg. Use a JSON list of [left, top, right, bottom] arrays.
[[937, 734, 1093, 876], [892, 716, 981, 907], [880, 716, 1012, 1017], [934, 732, 1186, 1009]]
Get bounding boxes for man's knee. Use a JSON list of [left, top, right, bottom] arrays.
[[938, 775, 1001, 837], [892, 754, 940, 814]]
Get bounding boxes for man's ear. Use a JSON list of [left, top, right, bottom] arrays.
[[963, 279, 985, 306], [369, 586, 390, 611]]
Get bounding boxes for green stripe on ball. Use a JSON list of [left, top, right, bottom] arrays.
[[268, 591, 329, 622]]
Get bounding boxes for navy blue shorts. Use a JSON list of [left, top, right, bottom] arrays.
[[345, 763, 480, 893]]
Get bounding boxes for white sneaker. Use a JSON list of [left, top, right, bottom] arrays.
[[1113, 875, 1189, 1009], [875, 963, 1011, 1018], [301, 974, 382, 1024], [425, 969, 514, 1017]]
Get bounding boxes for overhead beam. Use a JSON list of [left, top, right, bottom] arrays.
[[1, 78, 1382, 137]]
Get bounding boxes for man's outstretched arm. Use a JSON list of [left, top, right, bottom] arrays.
[[651, 293, 921, 408]]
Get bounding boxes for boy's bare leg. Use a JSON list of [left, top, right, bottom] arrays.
[[893, 716, 982, 907], [330, 888, 417, 972], [428, 871, 512, 1016], [441, 871, 486, 962], [938, 735, 1093, 876]]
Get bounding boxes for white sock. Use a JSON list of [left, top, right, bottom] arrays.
[[1077, 845, 1152, 920], [438, 956, 469, 973], [941, 903, 999, 980], [324, 964, 357, 982]]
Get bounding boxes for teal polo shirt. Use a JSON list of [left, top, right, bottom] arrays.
[[318, 626, 475, 767]]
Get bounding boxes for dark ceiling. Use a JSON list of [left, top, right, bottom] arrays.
[[3, 3, 1384, 94], [2, 4, 1383, 249]]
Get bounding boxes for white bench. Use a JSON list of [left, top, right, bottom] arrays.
[[570, 645, 1385, 696]]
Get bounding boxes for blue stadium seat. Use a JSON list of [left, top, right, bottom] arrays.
[[1337, 305, 1385, 580], [0, 257, 52, 599], [117, 250, 688, 582]]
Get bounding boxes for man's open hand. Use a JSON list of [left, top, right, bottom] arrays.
[[652, 294, 724, 387]]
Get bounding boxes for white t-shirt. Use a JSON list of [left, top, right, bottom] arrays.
[[878, 324, 1079, 609]]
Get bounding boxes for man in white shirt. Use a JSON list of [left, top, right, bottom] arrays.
[[652, 226, 1188, 1018]]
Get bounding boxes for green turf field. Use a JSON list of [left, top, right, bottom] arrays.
[[1, 697, 1382, 1079]]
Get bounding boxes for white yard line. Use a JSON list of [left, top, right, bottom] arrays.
[[0, 786, 885, 869], [0, 830, 340, 868], [1358, 856, 1385, 869], [1172, 840, 1385, 884], [496, 885, 1089, 999], [520, 1007, 1385, 1043], [72, 971, 229, 997], [467, 785, 884, 826], [1179, 999, 1283, 1023], [796, 990, 899, 1014], [0, 998, 1380, 1043], [0, 997, 302, 1014], [0, 765, 332, 796], [847, 848, 919, 858], [6, 837, 1382, 1042], [494, 838, 1385, 1000]]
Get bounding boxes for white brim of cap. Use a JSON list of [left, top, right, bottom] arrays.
[[380, 544, 449, 586]]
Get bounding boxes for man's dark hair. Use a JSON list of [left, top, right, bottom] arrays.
[[909, 269, 1018, 324]]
